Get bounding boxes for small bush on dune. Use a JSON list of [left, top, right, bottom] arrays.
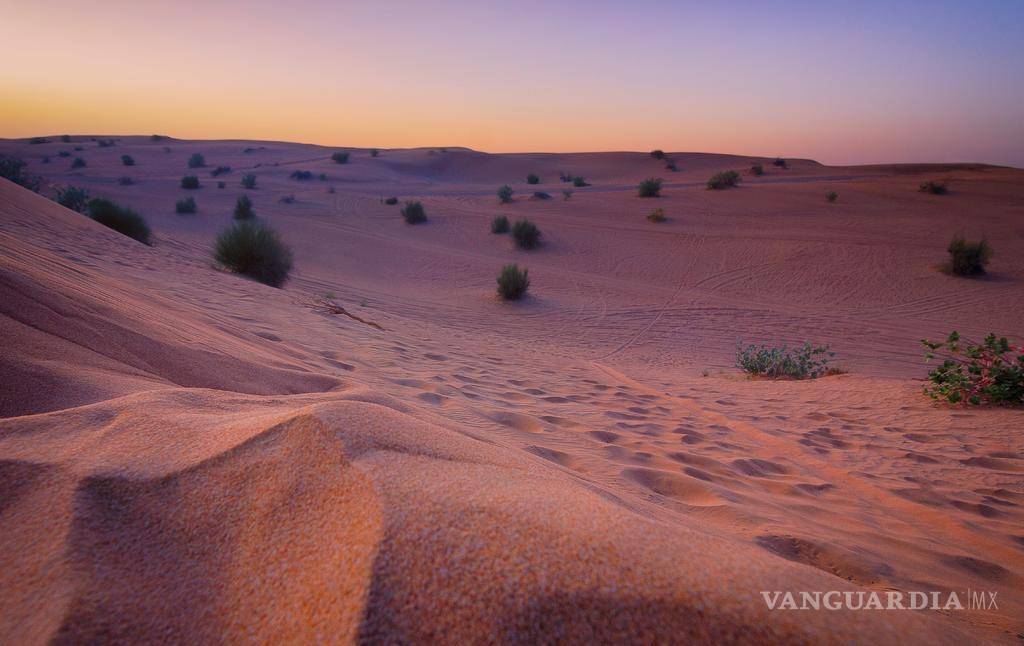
[[74, 146, 84, 151], [210, 165, 231, 177], [279, 194, 296, 204], [384, 196, 398, 205], [401, 201, 427, 224], [527, 173, 540, 185], [945, 236, 991, 276], [647, 208, 666, 223], [188, 153, 206, 168], [118, 176, 135, 186], [559, 171, 571, 183], [826, 191, 838, 203], [218, 181, 226, 189], [318, 173, 327, 181], [921, 331, 1023, 406], [0, 156, 41, 192], [496, 264, 530, 300], [150, 134, 167, 142], [532, 191, 551, 200], [512, 219, 541, 249], [176, 196, 197, 214], [214, 220, 293, 287], [665, 160, 677, 172], [370, 149, 380, 157], [491, 215, 510, 233], [121, 155, 135, 166], [181, 175, 200, 189], [331, 152, 350, 164], [750, 164, 763, 176], [572, 176, 589, 187], [234, 195, 255, 220], [56, 186, 90, 213], [562, 189, 573, 200], [241, 174, 257, 189], [58, 150, 71, 158], [736, 342, 835, 380], [919, 181, 948, 195], [61, 135, 72, 143], [650, 149, 665, 160], [707, 170, 741, 190], [498, 185, 514, 203], [638, 177, 662, 198], [87, 198, 151, 245], [43, 157, 51, 164], [291, 170, 314, 181], [71, 157, 87, 169], [29, 136, 49, 145], [773, 157, 788, 169], [97, 139, 115, 148]]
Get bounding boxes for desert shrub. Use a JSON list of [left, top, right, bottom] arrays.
[[210, 165, 231, 177], [638, 177, 662, 198], [71, 157, 87, 169], [526, 173, 540, 185], [562, 189, 573, 200], [0, 156, 41, 192], [331, 152, 350, 164], [945, 236, 991, 276], [217, 181, 226, 189], [773, 157, 788, 168], [163, 146, 171, 153], [241, 174, 257, 189], [120, 155, 135, 166], [572, 176, 589, 187], [647, 208, 666, 223], [150, 134, 166, 141], [74, 146, 83, 151], [61, 135, 72, 143], [118, 176, 135, 186], [665, 160, 677, 172], [214, 220, 293, 287], [650, 149, 665, 160], [707, 170, 741, 190], [826, 191, 838, 203], [188, 153, 206, 168], [512, 219, 541, 249], [291, 170, 314, 181], [559, 171, 571, 183], [58, 150, 71, 157], [175, 196, 197, 214], [919, 181, 948, 195], [30, 137, 50, 145], [736, 342, 835, 379], [491, 215, 510, 233], [318, 173, 327, 181], [55, 186, 90, 213], [498, 185, 514, 203], [370, 149, 380, 157], [496, 264, 530, 300], [233, 194, 255, 219], [181, 175, 200, 189], [42, 157, 51, 164], [401, 201, 427, 224], [532, 191, 551, 200], [384, 196, 398, 205], [87, 198, 151, 244], [97, 139, 115, 148], [279, 194, 296, 204], [921, 331, 1023, 405], [750, 164, 764, 176]]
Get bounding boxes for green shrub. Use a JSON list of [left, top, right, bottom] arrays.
[[74, 146, 83, 151], [188, 153, 205, 168], [279, 194, 296, 204], [707, 170, 741, 190], [42, 157, 51, 164], [181, 175, 200, 189], [650, 149, 665, 160], [150, 134, 166, 142], [945, 236, 991, 276], [401, 201, 427, 224], [234, 195, 255, 220], [290, 170, 314, 180], [562, 189, 573, 200], [318, 173, 327, 181], [773, 157, 788, 169], [55, 186, 90, 213], [498, 185, 514, 203], [491, 215, 510, 233], [665, 160, 677, 172], [572, 176, 589, 187], [97, 139, 115, 148], [0, 156, 41, 192], [638, 177, 662, 197], [121, 155, 135, 166], [331, 152, 350, 164], [176, 197, 197, 214], [58, 150, 71, 157], [384, 196, 398, 205], [735, 342, 834, 379], [214, 220, 293, 287], [526, 173, 540, 185], [647, 208, 666, 223], [512, 219, 541, 249], [921, 331, 1023, 405], [218, 181, 226, 189], [210, 165, 231, 177], [61, 135, 72, 143], [919, 181, 948, 195], [826, 191, 838, 203], [29, 136, 49, 144], [87, 198, 151, 244], [71, 157, 86, 169], [241, 174, 257, 189], [118, 176, 135, 186], [496, 264, 530, 300], [370, 148, 380, 157], [750, 164, 763, 176]]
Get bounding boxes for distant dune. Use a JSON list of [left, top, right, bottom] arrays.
[[1, 137, 1022, 642]]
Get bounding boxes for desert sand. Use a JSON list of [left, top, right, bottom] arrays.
[[1, 137, 1022, 643]]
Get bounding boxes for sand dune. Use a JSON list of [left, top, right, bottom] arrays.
[[1, 137, 1022, 642]]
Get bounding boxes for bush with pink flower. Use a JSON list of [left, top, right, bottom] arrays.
[[921, 331, 1024, 405]]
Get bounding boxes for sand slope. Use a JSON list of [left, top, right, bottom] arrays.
[[1, 138, 1023, 642]]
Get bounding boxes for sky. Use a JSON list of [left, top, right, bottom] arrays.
[[2, 0, 1023, 166]]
